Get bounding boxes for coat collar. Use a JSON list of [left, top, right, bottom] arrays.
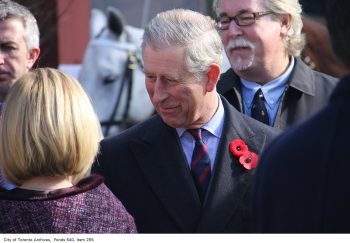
[[218, 57, 316, 97], [128, 98, 268, 232], [287, 58, 316, 96]]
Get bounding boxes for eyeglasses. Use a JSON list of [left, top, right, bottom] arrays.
[[216, 11, 273, 30]]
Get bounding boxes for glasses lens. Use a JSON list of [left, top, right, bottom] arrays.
[[218, 17, 230, 30], [236, 13, 255, 26]]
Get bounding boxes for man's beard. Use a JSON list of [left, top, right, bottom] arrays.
[[225, 38, 255, 72]]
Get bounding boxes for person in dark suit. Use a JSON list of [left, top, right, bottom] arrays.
[[253, 0, 350, 233], [93, 9, 279, 233], [213, 0, 337, 130], [0, 0, 40, 191]]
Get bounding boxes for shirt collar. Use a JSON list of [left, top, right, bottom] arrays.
[[176, 95, 224, 138], [241, 57, 295, 109]]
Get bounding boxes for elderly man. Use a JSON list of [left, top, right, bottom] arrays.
[[93, 9, 278, 233], [214, 0, 337, 129], [0, 0, 40, 190]]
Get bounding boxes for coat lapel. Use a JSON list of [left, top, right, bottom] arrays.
[[274, 58, 316, 128], [129, 116, 201, 232], [218, 69, 244, 112], [197, 98, 268, 232]]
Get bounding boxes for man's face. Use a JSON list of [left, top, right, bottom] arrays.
[[144, 45, 209, 129], [0, 18, 38, 101], [218, 0, 287, 74]]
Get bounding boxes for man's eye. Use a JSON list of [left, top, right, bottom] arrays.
[[145, 75, 156, 81], [164, 78, 177, 84], [238, 13, 254, 20], [221, 19, 230, 24], [240, 16, 254, 20], [1, 45, 16, 52]]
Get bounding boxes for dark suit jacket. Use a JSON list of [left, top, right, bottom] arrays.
[[93, 97, 279, 233], [254, 75, 350, 233], [217, 58, 338, 130]]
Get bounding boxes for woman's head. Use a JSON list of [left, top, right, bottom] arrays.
[[0, 68, 101, 185]]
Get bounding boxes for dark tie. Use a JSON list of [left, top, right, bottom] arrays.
[[188, 128, 211, 202], [251, 89, 270, 125]]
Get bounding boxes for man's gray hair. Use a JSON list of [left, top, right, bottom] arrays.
[[0, 0, 40, 50], [213, 0, 305, 57], [142, 9, 223, 79]]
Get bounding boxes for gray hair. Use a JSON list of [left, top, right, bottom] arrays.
[[0, 0, 40, 50], [213, 0, 305, 57], [142, 9, 223, 79]]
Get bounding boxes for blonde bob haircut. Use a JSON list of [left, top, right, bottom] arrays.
[[0, 68, 102, 186]]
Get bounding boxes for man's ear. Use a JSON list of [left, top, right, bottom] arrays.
[[280, 13, 292, 36], [206, 64, 220, 92], [26, 48, 40, 69]]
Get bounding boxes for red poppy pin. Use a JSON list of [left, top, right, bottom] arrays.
[[229, 139, 258, 170]]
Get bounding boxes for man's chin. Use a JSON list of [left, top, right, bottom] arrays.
[[0, 75, 13, 83], [229, 56, 254, 73], [160, 116, 182, 128]]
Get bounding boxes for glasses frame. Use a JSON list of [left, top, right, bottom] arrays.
[[216, 11, 274, 30]]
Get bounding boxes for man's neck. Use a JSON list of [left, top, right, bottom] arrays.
[[236, 56, 291, 85]]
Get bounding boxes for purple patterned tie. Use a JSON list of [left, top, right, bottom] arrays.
[[188, 128, 211, 202]]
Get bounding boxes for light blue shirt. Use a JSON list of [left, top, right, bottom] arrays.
[[0, 179, 16, 190], [241, 57, 295, 126], [176, 96, 225, 171]]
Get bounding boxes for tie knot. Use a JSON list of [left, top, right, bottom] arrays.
[[254, 89, 265, 101], [188, 128, 202, 141]]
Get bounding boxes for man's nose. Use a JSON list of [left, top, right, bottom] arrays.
[[228, 20, 243, 37], [152, 80, 168, 102]]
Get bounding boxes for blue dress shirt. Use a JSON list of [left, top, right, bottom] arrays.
[[176, 96, 225, 171], [241, 57, 295, 126]]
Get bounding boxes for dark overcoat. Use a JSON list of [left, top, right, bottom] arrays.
[[94, 97, 279, 233]]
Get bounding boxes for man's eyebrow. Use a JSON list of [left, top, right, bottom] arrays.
[[0, 40, 17, 45]]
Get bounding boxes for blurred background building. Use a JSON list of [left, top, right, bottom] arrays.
[[12, 0, 325, 72], [13, 0, 214, 70], [92, 0, 209, 28]]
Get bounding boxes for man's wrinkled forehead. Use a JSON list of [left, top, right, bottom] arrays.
[[218, 0, 264, 13], [0, 18, 26, 45]]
